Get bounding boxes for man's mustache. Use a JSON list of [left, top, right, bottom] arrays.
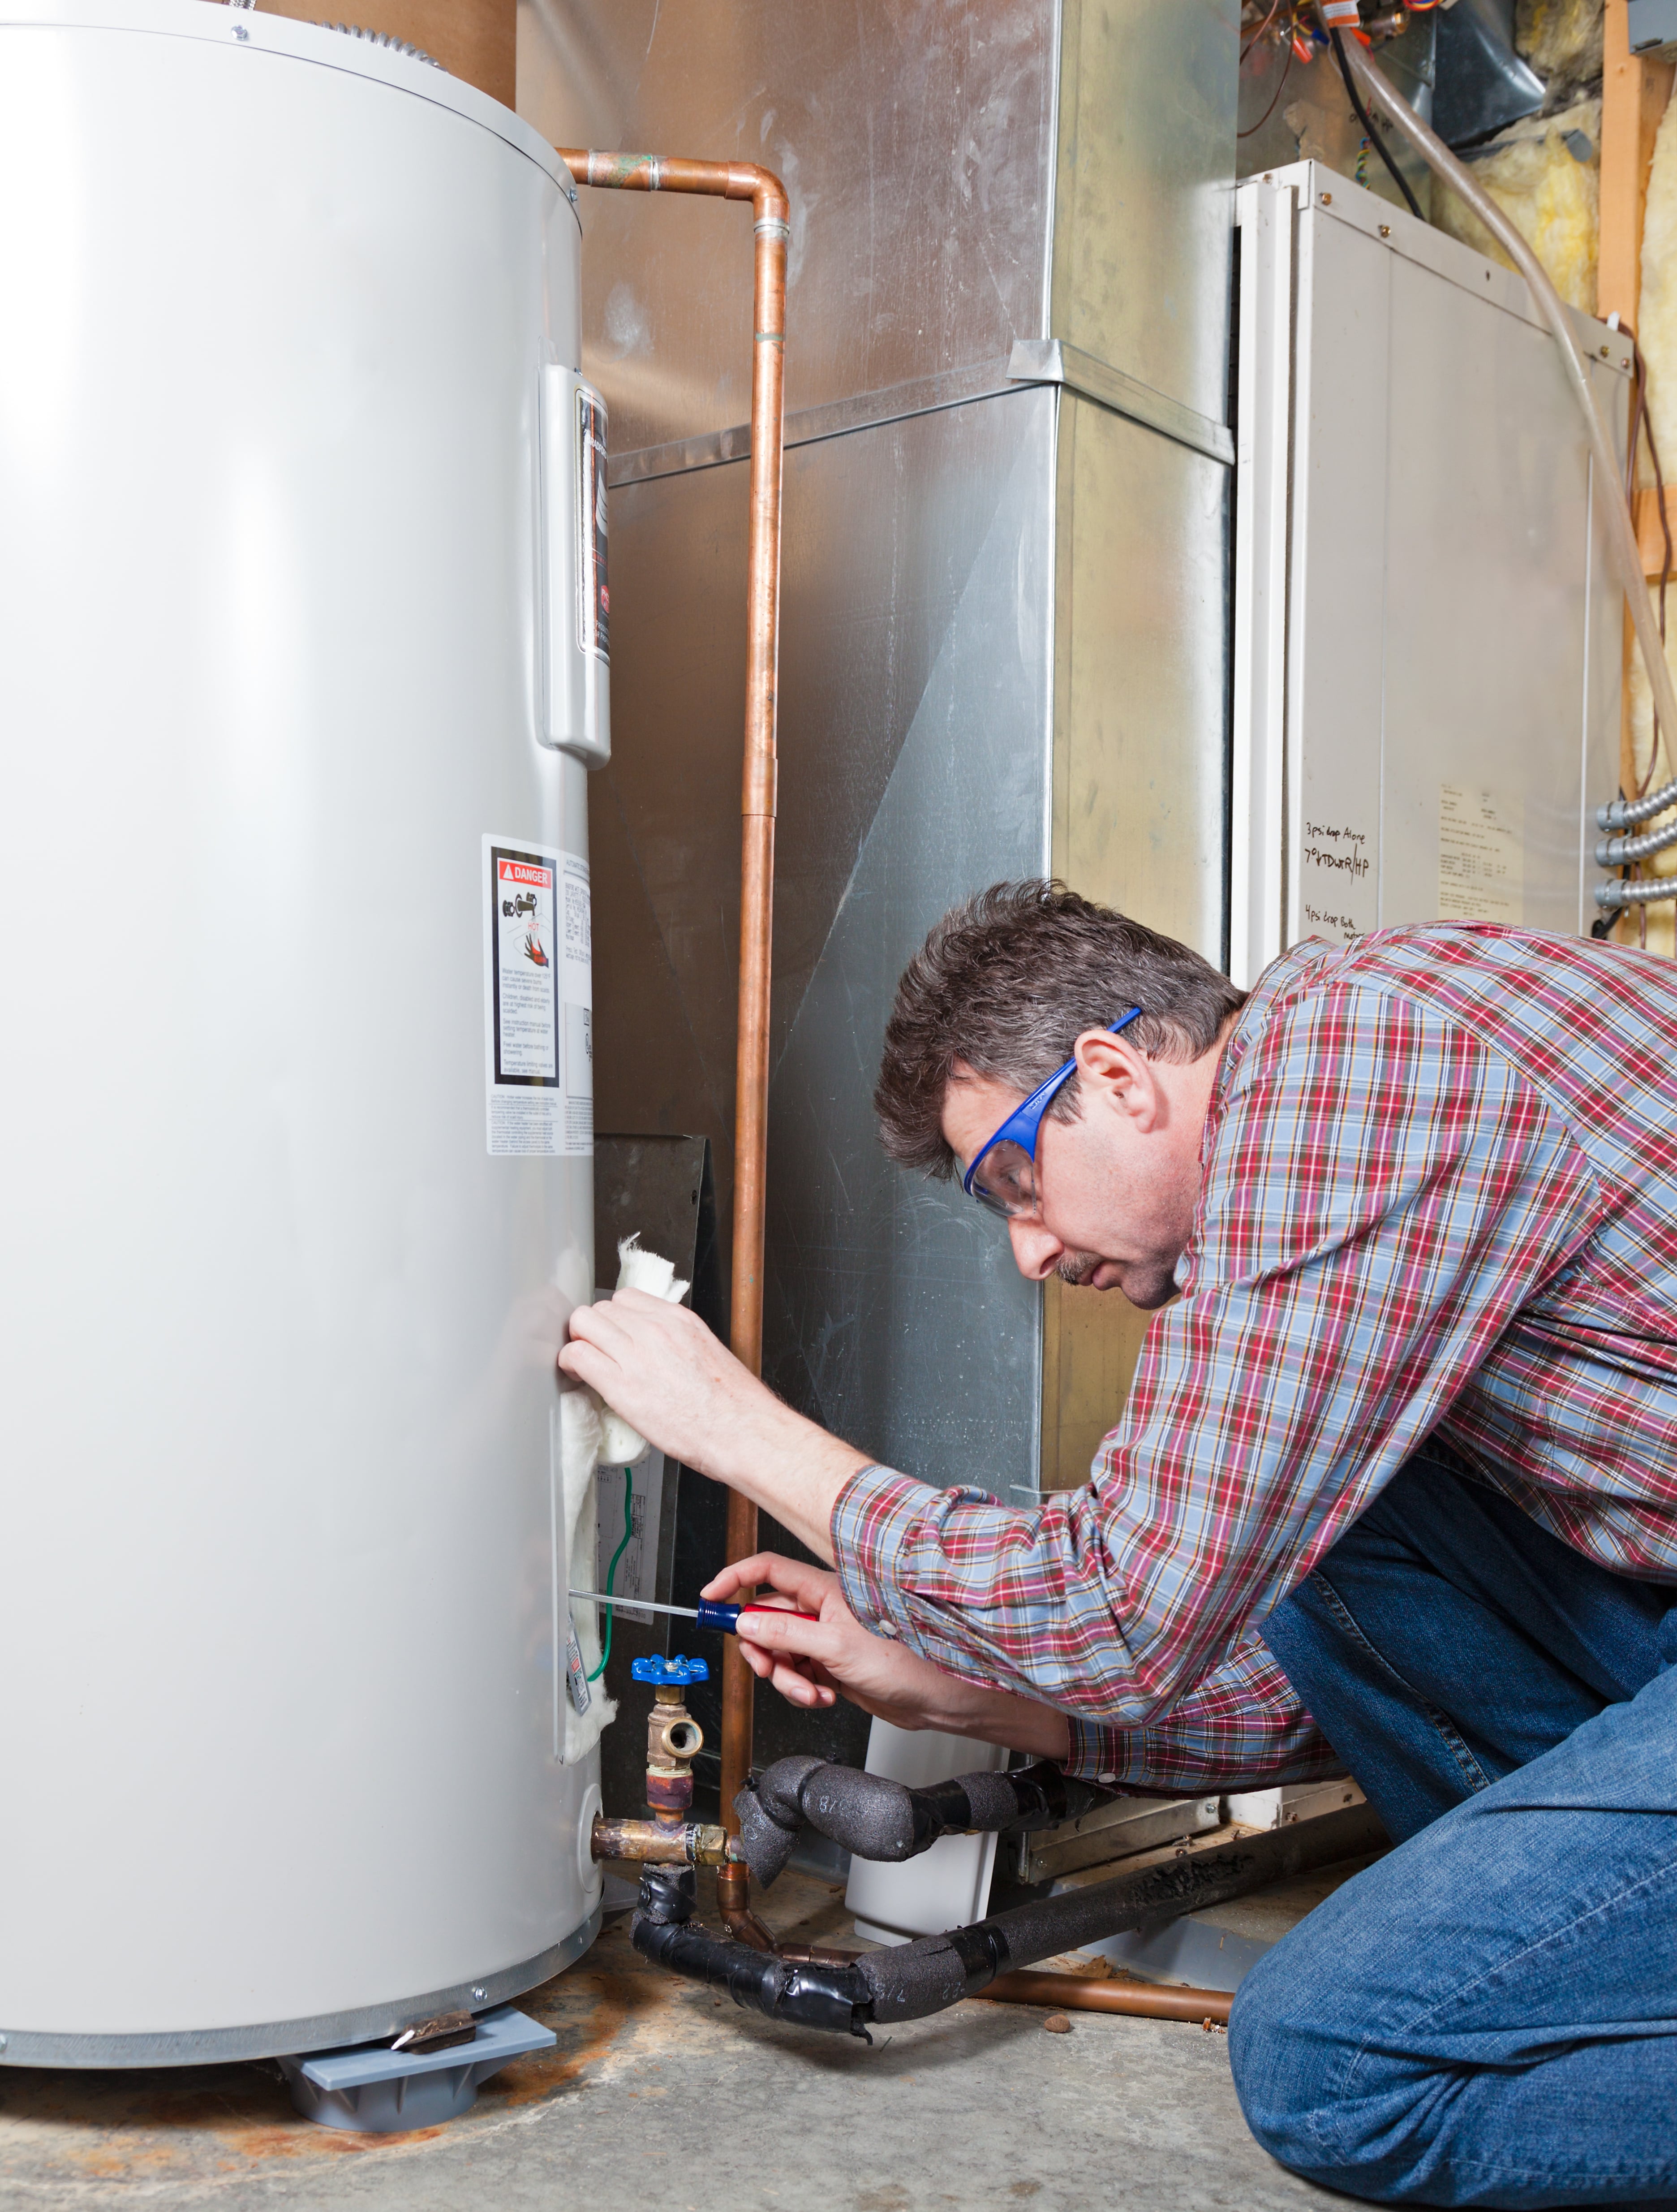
[[1056, 1252, 1106, 1287]]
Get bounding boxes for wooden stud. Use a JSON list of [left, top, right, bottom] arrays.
[[1601, 1, 1675, 842]]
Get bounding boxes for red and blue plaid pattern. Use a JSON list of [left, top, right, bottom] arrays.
[[832, 926, 1677, 1789]]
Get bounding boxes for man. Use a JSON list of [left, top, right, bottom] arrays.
[[561, 881, 1677, 2210]]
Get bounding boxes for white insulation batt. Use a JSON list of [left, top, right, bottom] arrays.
[[559, 1233, 691, 1764]]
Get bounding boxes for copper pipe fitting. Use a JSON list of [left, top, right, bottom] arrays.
[[973, 1970, 1234, 2027], [556, 150, 789, 1836], [714, 1860, 778, 1953], [591, 1815, 732, 1867]]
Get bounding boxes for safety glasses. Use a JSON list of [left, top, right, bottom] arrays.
[[959, 1010, 1143, 1220]]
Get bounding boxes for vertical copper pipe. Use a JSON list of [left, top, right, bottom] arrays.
[[557, 152, 789, 1864]]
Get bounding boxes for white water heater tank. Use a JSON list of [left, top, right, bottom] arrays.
[[0, 0, 610, 2061]]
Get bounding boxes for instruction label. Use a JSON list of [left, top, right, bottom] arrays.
[[483, 836, 592, 1157], [486, 840, 560, 1156], [1438, 785, 1523, 924]]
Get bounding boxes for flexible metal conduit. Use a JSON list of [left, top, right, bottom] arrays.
[[1322, 15, 1677, 903], [556, 151, 789, 1914], [1597, 812, 1677, 866]]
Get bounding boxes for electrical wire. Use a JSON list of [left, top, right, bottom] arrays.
[[1605, 334, 1675, 938], [1242, 0, 1285, 62], [1629, 334, 1671, 785], [1239, 33, 1296, 138], [585, 1464, 634, 1682], [1330, 27, 1423, 219]]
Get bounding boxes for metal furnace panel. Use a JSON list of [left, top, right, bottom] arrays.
[[518, 0, 1238, 452], [1232, 164, 1627, 984], [598, 390, 1058, 1499]]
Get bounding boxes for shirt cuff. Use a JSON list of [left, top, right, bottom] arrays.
[[1062, 1713, 1130, 1788], [830, 1462, 999, 1646]]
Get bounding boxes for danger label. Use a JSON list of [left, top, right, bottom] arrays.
[[483, 836, 592, 1158]]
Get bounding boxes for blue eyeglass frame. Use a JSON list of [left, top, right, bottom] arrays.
[[960, 1009, 1144, 1216]]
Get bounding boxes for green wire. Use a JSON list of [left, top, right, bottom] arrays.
[[586, 1464, 633, 1682]]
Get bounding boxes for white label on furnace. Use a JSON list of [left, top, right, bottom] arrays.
[[1438, 785, 1523, 924], [484, 835, 563, 1156]]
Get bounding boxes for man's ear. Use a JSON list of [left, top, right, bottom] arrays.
[[1071, 1028, 1164, 1131]]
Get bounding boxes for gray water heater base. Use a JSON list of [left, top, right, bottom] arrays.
[[278, 2005, 558, 2134], [0, 1909, 600, 2070]]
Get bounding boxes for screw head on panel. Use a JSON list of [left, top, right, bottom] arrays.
[[471, 1987, 487, 2003]]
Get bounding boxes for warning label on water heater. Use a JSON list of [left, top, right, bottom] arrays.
[[483, 837, 592, 1157]]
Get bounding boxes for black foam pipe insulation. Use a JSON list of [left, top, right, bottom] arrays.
[[632, 1800, 1386, 2038], [733, 1755, 1107, 1889]]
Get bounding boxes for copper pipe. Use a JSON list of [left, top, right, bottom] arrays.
[[974, 1970, 1233, 2027], [556, 152, 790, 1840]]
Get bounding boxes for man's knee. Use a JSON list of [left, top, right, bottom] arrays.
[[1227, 1937, 1343, 2178], [1228, 1919, 1424, 2202]]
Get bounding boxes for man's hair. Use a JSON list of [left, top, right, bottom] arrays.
[[874, 880, 1247, 1177]]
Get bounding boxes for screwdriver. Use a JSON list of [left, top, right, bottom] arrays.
[[568, 1590, 821, 1636]]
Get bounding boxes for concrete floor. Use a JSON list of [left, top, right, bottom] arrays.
[[0, 1870, 1372, 2212]]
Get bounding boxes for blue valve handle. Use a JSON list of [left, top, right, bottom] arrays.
[[631, 1654, 710, 1686]]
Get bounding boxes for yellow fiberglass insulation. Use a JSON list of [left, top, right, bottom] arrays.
[[1433, 97, 1600, 315], [1516, 0, 1604, 99], [1620, 647, 1677, 955]]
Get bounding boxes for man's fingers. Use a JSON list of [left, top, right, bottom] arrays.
[[563, 1300, 637, 1357], [556, 1341, 614, 1390], [703, 1552, 836, 1609], [734, 1608, 838, 1667], [765, 1658, 834, 1709]]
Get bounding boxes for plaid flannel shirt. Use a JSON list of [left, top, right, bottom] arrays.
[[831, 926, 1677, 1790]]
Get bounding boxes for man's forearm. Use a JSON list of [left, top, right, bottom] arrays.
[[690, 1391, 872, 1563], [900, 1681, 1072, 1764]]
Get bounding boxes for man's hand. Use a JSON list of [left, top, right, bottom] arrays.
[[708, 1552, 1072, 1762], [559, 1293, 871, 1560]]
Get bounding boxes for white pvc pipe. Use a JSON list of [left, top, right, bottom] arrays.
[[1333, 22, 1677, 830]]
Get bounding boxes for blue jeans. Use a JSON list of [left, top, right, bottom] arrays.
[[1227, 1451, 1677, 2208]]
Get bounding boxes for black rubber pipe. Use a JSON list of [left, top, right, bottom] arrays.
[[734, 1755, 1107, 1888], [854, 1801, 1386, 2023], [632, 1864, 875, 2038], [635, 1802, 1386, 2037]]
